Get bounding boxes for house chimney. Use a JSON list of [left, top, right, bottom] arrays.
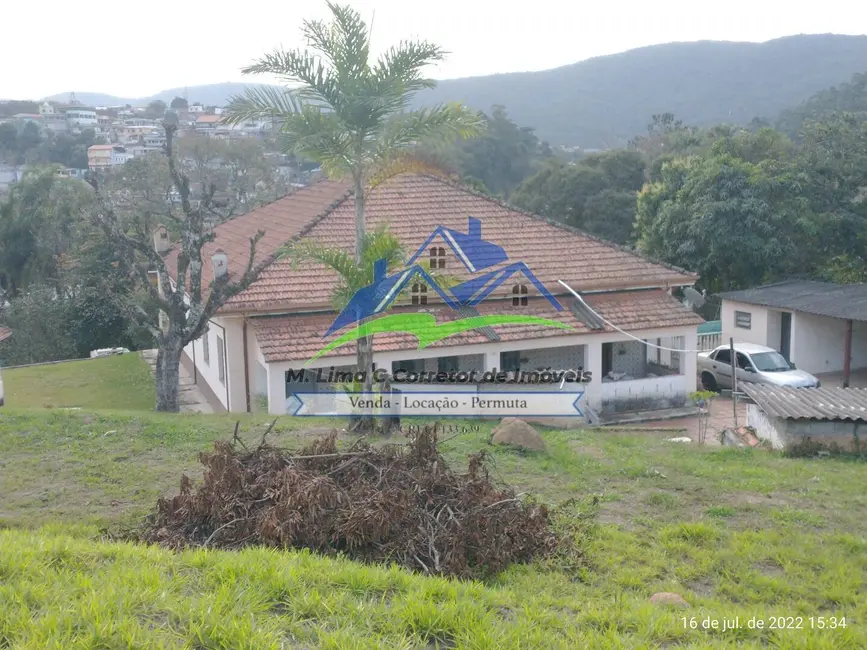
[[373, 258, 387, 283], [467, 216, 481, 239], [212, 248, 228, 279], [153, 224, 170, 254]]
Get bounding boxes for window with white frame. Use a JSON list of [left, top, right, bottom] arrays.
[[734, 310, 752, 329], [202, 330, 210, 365]]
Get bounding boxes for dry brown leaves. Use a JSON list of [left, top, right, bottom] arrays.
[[143, 424, 559, 578]]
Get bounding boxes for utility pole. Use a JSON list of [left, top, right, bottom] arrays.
[[729, 337, 738, 427]]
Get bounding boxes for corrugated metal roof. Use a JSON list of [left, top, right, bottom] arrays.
[[569, 299, 605, 330], [742, 383, 867, 422], [718, 280, 867, 322], [456, 305, 500, 342]]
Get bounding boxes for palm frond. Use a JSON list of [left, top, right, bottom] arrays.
[[319, 1, 372, 78], [280, 108, 356, 176], [281, 225, 405, 309], [375, 104, 486, 161], [370, 41, 445, 113], [223, 86, 303, 126], [366, 153, 456, 195], [359, 225, 405, 270], [241, 48, 343, 110]]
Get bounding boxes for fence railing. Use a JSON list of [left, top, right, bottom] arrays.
[[697, 332, 722, 351]]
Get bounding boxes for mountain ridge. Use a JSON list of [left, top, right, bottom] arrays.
[[36, 34, 867, 147]]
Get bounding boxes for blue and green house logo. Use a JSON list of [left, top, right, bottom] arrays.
[[309, 216, 575, 363]]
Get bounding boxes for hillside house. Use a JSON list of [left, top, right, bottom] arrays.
[[87, 144, 114, 170], [719, 280, 867, 387], [161, 174, 702, 420]]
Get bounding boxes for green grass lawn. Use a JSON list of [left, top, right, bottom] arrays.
[[1, 410, 866, 648], [2, 353, 155, 410]]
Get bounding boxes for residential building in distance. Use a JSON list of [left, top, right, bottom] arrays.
[[65, 107, 98, 128], [12, 113, 42, 128], [194, 114, 222, 134], [39, 102, 69, 132], [110, 146, 135, 166], [87, 144, 114, 170]]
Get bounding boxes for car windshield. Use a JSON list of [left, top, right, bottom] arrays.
[[751, 351, 792, 372]]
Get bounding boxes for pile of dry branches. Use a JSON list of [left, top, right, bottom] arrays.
[[144, 424, 558, 577]]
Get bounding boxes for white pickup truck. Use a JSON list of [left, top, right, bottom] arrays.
[[698, 342, 820, 392]]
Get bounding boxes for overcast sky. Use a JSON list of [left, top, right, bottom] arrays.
[[4, 0, 866, 100]]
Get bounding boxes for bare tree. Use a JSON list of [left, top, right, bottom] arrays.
[[89, 117, 268, 411]]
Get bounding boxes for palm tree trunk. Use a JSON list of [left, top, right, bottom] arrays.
[[353, 176, 375, 432]]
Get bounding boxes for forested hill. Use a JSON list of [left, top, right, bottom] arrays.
[[413, 34, 867, 147], [777, 71, 867, 135], [37, 34, 867, 148]]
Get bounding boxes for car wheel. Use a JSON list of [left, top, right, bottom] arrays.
[[701, 372, 719, 393]]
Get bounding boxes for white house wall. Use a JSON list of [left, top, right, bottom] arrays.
[[766, 309, 782, 352], [262, 325, 699, 416], [721, 300, 867, 375], [183, 315, 247, 411], [851, 321, 867, 368], [790, 311, 867, 375], [721, 300, 770, 347], [184, 318, 228, 409]]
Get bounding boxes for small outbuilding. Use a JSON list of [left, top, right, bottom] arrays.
[[742, 383, 867, 452]]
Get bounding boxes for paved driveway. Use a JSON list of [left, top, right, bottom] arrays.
[[635, 396, 747, 445]]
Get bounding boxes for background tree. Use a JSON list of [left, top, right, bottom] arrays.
[[423, 105, 551, 197], [170, 96, 189, 110], [0, 166, 94, 298], [510, 150, 646, 245], [144, 100, 167, 120], [635, 152, 810, 291], [0, 123, 18, 160], [0, 168, 154, 364], [225, 1, 484, 428], [796, 112, 867, 282], [90, 119, 270, 411], [26, 128, 103, 169], [174, 133, 290, 217]]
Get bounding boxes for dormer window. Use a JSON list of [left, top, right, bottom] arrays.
[[411, 283, 428, 306], [512, 284, 528, 307], [430, 246, 446, 269]]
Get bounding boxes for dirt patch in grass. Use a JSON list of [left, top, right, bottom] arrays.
[[685, 577, 715, 597], [568, 442, 612, 463], [753, 560, 785, 578]]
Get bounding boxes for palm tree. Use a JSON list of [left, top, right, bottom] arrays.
[[286, 225, 406, 313], [224, 3, 483, 414], [285, 226, 411, 431]]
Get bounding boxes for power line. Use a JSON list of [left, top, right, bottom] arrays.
[[557, 279, 705, 353]]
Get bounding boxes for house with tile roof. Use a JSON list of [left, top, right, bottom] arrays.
[[162, 173, 704, 421]]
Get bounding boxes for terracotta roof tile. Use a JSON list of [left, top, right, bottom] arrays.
[[252, 290, 703, 363], [222, 173, 696, 312], [164, 180, 351, 290]]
